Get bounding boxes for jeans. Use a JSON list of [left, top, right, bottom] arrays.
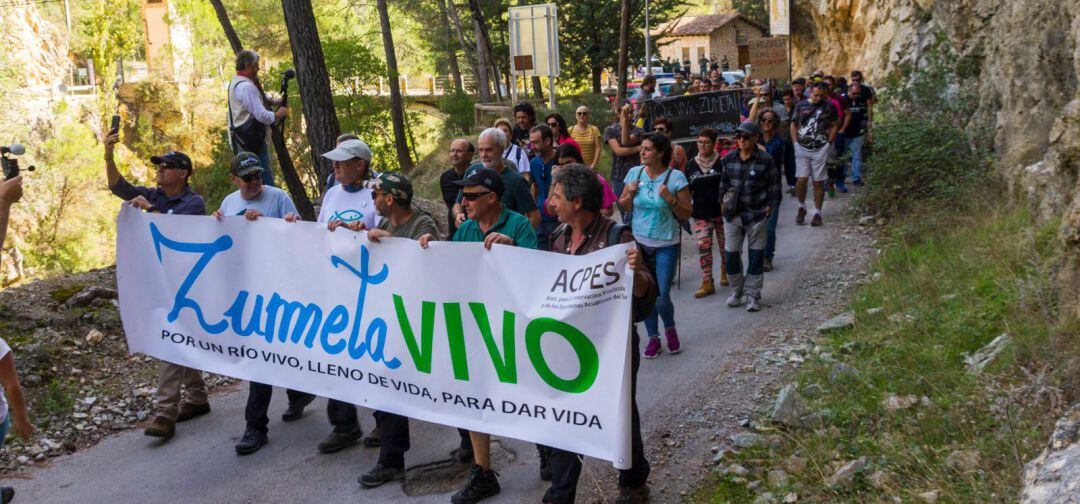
[[724, 218, 767, 300], [252, 143, 276, 187], [0, 416, 9, 450], [327, 399, 359, 433], [245, 383, 315, 433], [639, 243, 678, 337], [847, 134, 864, 181], [543, 330, 649, 503], [765, 201, 781, 260]]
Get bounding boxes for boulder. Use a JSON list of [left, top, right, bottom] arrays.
[[964, 333, 1010, 374], [826, 456, 867, 488], [771, 384, 812, 428], [817, 312, 855, 333], [1021, 404, 1080, 503]]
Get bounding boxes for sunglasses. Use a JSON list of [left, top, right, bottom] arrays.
[[241, 173, 261, 182], [157, 163, 181, 171], [547, 122, 559, 128], [576, 112, 589, 116], [461, 191, 493, 200]]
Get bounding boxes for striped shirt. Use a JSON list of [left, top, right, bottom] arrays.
[[569, 124, 602, 166]]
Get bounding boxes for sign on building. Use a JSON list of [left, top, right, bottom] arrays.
[[769, 0, 790, 36], [749, 37, 789, 81], [509, 3, 559, 107]]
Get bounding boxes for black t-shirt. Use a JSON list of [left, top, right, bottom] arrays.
[[793, 99, 838, 150], [685, 157, 724, 220], [842, 93, 868, 137], [439, 167, 465, 236]]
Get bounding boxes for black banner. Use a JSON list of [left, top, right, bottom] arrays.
[[644, 90, 744, 141]]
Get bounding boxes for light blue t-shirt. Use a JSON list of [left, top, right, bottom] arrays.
[[218, 185, 298, 219], [624, 165, 688, 246]]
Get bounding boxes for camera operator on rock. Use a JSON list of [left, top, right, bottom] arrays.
[[228, 49, 288, 187], [103, 132, 211, 440]]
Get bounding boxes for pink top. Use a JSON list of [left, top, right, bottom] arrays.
[[556, 135, 582, 156], [597, 173, 617, 210]]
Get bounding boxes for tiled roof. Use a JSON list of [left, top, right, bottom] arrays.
[[657, 13, 768, 36]]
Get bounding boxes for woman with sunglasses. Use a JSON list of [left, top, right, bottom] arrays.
[[568, 106, 603, 169], [618, 133, 692, 359], [544, 113, 582, 158], [758, 109, 785, 272]]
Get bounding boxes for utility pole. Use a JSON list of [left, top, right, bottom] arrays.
[[644, 0, 651, 75]]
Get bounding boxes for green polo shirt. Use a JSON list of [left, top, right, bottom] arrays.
[[452, 208, 538, 249]]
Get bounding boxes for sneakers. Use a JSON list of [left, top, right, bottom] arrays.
[[746, 297, 761, 312], [763, 258, 774, 272], [726, 293, 745, 307], [786, 185, 796, 195], [853, 179, 864, 187], [235, 427, 268, 455], [281, 395, 315, 422], [643, 337, 662, 359], [450, 446, 475, 464], [176, 401, 210, 423], [719, 269, 729, 286], [318, 427, 362, 453], [144, 416, 175, 439], [665, 328, 682, 354], [363, 425, 382, 448], [451, 464, 501, 504], [358, 463, 405, 488], [796, 207, 807, 225], [837, 181, 849, 193], [811, 214, 823, 227], [615, 484, 650, 504], [694, 280, 715, 298]]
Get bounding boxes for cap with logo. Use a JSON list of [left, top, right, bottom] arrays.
[[230, 151, 264, 177], [149, 151, 193, 171], [735, 121, 761, 136], [454, 167, 505, 197], [322, 139, 372, 162], [364, 172, 413, 204]]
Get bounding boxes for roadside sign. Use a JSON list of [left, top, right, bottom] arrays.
[[769, 0, 790, 35], [509, 4, 559, 78], [749, 37, 789, 80]]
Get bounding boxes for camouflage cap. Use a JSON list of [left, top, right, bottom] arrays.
[[365, 171, 412, 204]]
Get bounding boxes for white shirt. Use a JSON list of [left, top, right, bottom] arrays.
[[317, 184, 380, 230], [503, 144, 530, 174], [228, 76, 275, 127]]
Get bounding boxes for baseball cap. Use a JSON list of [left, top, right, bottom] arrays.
[[149, 151, 193, 171], [735, 121, 761, 136], [454, 168, 505, 197], [230, 152, 264, 177], [322, 139, 372, 162], [365, 172, 413, 204]]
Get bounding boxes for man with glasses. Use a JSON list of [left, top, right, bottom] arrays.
[[441, 139, 474, 237], [422, 167, 537, 504], [451, 128, 540, 230], [569, 106, 603, 169], [210, 152, 315, 455], [719, 122, 782, 312], [103, 133, 209, 440]]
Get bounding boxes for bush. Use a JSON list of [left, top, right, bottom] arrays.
[[439, 90, 477, 135]]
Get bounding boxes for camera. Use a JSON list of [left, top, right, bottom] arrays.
[[1, 144, 35, 179]]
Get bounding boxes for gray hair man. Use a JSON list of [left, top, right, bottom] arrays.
[[451, 127, 539, 229], [228, 49, 288, 187]]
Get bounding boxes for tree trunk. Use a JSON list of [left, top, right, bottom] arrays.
[[436, 0, 464, 93], [471, 17, 492, 102], [208, 0, 243, 56], [281, 0, 340, 188], [209, 0, 314, 219], [376, 0, 414, 171], [445, 0, 482, 98], [616, 0, 631, 105], [591, 66, 602, 94], [532, 76, 544, 100], [468, 0, 502, 101]]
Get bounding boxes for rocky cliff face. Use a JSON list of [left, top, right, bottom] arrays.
[[792, 0, 1080, 312]]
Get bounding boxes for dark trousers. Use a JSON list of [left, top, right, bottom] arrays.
[[543, 330, 649, 503], [783, 138, 797, 187], [328, 399, 359, 433], [245, 382, 314, 433], [374, 411, 411, 468]]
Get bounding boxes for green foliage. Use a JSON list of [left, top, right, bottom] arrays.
[[697, 204, 1068, 502], [439, 91, 478, 135], [731, 0, 767, 27], [38, 379, 75, 418], [191, 128, 240, 215]]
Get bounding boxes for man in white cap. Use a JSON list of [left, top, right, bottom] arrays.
[[312, 138, 381, 453]]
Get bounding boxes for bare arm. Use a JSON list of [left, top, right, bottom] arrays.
[[103, 133, 122, 187], [0, 353, 32, 440], [525, 209, 540, 229], [607, 138, 642, 157], [790, 121, 799, 144], [0, 176, 23, 249], [591, 132, 602, 169]]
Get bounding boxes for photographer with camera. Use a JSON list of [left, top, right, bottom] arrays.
[[229, 50, 288, 187], [103, 133, 211, 440]]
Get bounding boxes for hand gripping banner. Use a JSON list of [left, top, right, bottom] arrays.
[[115, 206, 635, 468]]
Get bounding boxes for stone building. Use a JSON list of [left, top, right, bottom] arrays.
[[655, 13, 769, 71]]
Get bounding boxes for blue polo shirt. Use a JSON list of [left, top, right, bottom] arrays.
[[529, 155, 558, 224], [452, 208, 537, 249], [109, 175, 205, 216]]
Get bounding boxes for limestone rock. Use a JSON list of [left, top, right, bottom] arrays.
[[826, 456, 866, 488], [964, 333, 1010, 374], [771, 384, 812, 428], [1021, 404, 1080, 503], [828, 363, 859, 383], [881, 394, 919, 413], [946, 449, 980, 474], [85, 329, 104, 346], [817, 312, 855, 333], [918, 490, 939, 503]]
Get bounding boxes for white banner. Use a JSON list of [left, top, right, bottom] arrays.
[[769, 0, 790, 36], [115, 206, 635, 467]]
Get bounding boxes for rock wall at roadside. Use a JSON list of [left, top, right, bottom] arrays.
[[791, 0, 1080, 313]]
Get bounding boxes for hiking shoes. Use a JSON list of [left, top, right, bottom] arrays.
[[796, 207, 807, 225], [694, 280, 715, 298], [726, 294, 745, 307], [363, 425, 382, 448], [665, 328, 682, 354], [763, 258, 774, 272], [176, 402, 210, 423], [281, 394, 315, 422], [358, 463, 405, 488], [318, 427, 362, 453], [811, 214, 823, 227], [615, 484, 650, 504], [144, 416, 175, 439], [235, 427, 268, 455], [746, 297, 761, 312], [451, 464, 501, 504], [450, 446, 474, 464]]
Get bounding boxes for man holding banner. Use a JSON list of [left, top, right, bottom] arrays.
[[544, 164, 656, 504]]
